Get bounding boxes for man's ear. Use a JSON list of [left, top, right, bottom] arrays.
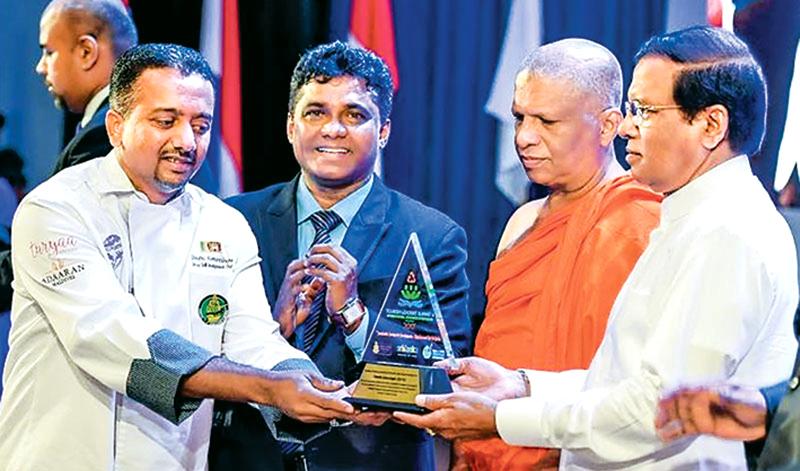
[[76, 34, 99, 70], [700, 104, 729, 151], [286, 112, 295, 144], [378, 119, 391, 148], [598, 108, 623, 147], [106, 108, 124, 147]]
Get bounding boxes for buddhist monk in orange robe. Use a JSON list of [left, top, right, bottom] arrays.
[[456, 39, 661, 470]]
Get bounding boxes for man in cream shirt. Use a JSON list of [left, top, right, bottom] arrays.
[[395, 26, 797, 470]]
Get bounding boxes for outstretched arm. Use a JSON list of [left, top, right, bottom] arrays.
[[181, 357, 353, 423], [655, 385, 768, 442]]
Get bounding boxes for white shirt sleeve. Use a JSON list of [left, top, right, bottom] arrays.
[[522, 369, 589, 398], [12, 199, 166, 393], [496, 367, 663, 460], [494, 226, 796, 463]]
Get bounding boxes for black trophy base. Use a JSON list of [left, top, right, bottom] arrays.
[[345, 396, 427, 413], [346, 363, 453, 414]]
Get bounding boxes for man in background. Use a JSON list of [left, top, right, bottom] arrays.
[[37, 0, 137, 173]]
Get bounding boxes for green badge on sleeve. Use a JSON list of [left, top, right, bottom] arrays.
[[198, 294, 229, 325]]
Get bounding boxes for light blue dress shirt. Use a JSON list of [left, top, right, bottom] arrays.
[[294, 173, 373, 360]]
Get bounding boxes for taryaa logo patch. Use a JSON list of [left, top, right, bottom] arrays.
[[198, 294, 229, 325]]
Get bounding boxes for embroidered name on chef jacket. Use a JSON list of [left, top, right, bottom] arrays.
[[191, 240, 233, 270], [41, 259, 86, 287]]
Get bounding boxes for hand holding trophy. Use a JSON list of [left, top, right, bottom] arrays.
[[346, 232, 455, 413]]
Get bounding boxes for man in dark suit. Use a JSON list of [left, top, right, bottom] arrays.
[[50, 98, 111, 174], [209, 41, 471, 470], [37, 0, 137, 172], [0, 0, 137, 312]]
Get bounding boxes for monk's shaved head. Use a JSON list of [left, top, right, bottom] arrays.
[[520, 38, 622, 109]]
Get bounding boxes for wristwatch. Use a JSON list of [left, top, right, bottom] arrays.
[[330, 297, 366, 331]]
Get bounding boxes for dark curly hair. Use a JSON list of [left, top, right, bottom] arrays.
[[288, 41, 394, 124], [110, 43, 214, 117], [635, 26, 766, 156]]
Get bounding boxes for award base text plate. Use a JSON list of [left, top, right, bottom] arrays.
[[346, 362, 452, 413]]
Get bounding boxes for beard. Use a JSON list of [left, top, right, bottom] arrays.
[[154, 174, 188, 193], [52, 93, 66, 111], [154, 155, 202, 195]]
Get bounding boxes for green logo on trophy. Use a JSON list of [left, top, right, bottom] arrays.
[[346, 232, 455, 413], [399, 271, 422, 305]]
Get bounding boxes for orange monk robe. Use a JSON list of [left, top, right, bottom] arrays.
[[461, 175, 661, 470]]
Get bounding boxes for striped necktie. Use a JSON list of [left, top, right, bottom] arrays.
[[280, 210, 343, 459], [301, 210, 343, 352]]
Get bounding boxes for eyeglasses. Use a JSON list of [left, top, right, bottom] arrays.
[[624, 100, 683, 126]]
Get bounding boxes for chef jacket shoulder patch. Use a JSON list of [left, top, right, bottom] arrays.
[[198, 294, 229, 325]]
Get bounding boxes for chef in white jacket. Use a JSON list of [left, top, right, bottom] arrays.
[[0, 43, 355, 471]]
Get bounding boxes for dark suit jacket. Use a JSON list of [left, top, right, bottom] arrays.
[[0, 100, 112, 312], [52, 100, 113, 174], [755, 347, 800, 470], [209, 176, 471, 471]]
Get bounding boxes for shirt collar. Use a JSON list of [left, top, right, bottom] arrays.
[[81, 85, 110, 128], [661, 154, 751, 223], [96, 149, 191, 207], [96, 150, 136, 195], [296, 173, 374, 229]]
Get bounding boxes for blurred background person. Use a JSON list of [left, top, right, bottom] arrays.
[[0, 147, 24, 251], [0, 115, 27, 398], [36, 0, 137, 173]]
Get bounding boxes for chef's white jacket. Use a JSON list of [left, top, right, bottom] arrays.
[[0, 153, 310, 470]]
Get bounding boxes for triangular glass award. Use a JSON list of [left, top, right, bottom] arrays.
[[346, 232, 454, 413]]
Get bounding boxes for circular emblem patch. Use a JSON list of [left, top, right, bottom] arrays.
[[198, 294, 228, 325]]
